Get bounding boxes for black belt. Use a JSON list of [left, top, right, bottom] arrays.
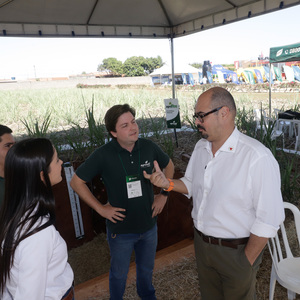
[[195, 228, 249, 249]]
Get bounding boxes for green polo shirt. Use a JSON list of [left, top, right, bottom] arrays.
[[0, 176, 4, 208], [76, 138, 170, 234]]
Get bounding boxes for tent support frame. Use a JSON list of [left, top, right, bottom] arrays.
[[269, 63, 272, 117], [170, 36, 178, 147]]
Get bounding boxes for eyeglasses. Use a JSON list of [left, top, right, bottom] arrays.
[[193, 106, 224, 123]]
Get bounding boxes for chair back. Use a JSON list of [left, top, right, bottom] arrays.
[[268, 202, 300, 270], [273, 108, 281, 119], [253, 108, 270, 134]]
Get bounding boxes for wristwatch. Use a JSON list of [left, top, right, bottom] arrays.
[[160, 189, 170, 197]]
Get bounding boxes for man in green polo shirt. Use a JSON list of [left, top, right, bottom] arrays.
[[0, 125, 15, 208], [71, 104, 174, 300]]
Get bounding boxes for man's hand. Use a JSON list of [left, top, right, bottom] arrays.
[[152, 193, 168, 218], [70, 174, 126, 224], [143, 160, 170, 189], [100, 203, 126, 223], [244, 234, 268, 265]]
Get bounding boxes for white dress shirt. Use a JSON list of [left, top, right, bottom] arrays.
[[180, 128, 285, 239], [3, 218, 74, 300]]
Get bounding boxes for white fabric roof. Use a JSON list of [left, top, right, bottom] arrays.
[[0, 0, 299, 38], [150, 64, 200, 76]]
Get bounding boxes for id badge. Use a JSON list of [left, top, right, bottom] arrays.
[[126, 175, 142, 199]]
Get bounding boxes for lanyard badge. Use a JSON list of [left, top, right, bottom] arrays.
[[119, 145, 142, 199], [126, 175, 142, 198]]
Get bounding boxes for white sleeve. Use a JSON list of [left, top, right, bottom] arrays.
[[250, 153, 285, 237], [13, 226, 54, 300]]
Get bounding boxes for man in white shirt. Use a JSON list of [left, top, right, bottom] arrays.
[[144, 87, 285, 300]]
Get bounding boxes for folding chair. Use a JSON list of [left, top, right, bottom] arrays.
[[253, 108, 268, 135], [253, 109, 284, 145], [268, 202, 300, 300], [273, 108, 293, 137]]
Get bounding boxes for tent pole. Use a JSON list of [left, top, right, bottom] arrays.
[[170, 36, 178, 147], [269, 62, 272, 117], [170, 36, 175, 99]]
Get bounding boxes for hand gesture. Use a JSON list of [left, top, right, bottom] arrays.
[[100, 203, 126, 223], [143, 160, 170, 189]]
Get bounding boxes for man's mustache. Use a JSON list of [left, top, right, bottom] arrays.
[[197, 124, 206, 131]]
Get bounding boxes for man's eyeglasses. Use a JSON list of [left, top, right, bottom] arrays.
[[193, 106, 224, 123]]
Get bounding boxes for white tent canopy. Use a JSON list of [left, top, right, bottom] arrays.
[[1, 1, 300, 100], [0, 0, 299, 39], [150, 64, 200, 76]]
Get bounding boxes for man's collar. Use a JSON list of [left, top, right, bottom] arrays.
[[111, 138, 140, 153], [204, 127, 238, 154], [219, 127, 239, 153]]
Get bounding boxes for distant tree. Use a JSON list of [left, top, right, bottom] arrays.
[[97, 55, 164, 77], [144, 56, 164, 74], [190, 62, 202, 69], [97, 57, 123, 76], [123, 56, 146, 77]]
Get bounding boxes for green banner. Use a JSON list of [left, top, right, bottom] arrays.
[[270, 42, 300, 63], [164, 98, 181, 129]]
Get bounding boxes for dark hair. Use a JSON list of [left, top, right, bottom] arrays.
[[0, 125, 12, 142], [0, 138, 55, 293], [104, 104, 136, 138], [209, 87, 237, 116]]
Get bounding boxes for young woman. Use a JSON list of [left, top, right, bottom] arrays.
[[0, 138, 74, 299]]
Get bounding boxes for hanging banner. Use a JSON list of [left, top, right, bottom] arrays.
[[269, 42, 300, 63], [164, 98, 181, 129]]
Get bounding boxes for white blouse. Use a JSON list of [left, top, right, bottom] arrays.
[[2, 218, 74, 300]]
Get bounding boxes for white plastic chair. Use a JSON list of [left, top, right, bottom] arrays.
[[253, 108, 268, 135], [272, 113, 286, 148], [254, 108, 284, 147], [273, 108, 293, 137], [268, 202, 300, 300], [271, 119, 285, 147]]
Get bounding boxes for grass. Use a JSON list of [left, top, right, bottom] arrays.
[[1, 87, 299, 136], [1, 82, 300, 203]]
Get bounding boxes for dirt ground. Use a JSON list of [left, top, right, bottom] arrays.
[[68, 230, 299, 300]]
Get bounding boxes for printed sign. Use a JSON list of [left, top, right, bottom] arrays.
[[164, 98, 181, 129], [64, 162, 85, 239]]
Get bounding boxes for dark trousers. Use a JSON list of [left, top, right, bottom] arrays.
[[194, 228, 264, 300]]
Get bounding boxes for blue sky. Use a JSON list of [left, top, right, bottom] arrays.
[[0, 5, 300, 79]]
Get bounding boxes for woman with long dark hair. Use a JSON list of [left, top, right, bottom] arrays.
[[0, 138, 74, 299]]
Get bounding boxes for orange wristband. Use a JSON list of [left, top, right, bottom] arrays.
[[164, 178, 174, 192]]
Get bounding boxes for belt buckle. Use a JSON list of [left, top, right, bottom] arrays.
[[208, 236, 212, 244]]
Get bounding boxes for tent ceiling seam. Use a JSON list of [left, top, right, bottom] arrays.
[[0, 0, 13, 9], [157, 0, 173, 26], [87, 0, 99, 25], [224, 0, 237, 8]]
